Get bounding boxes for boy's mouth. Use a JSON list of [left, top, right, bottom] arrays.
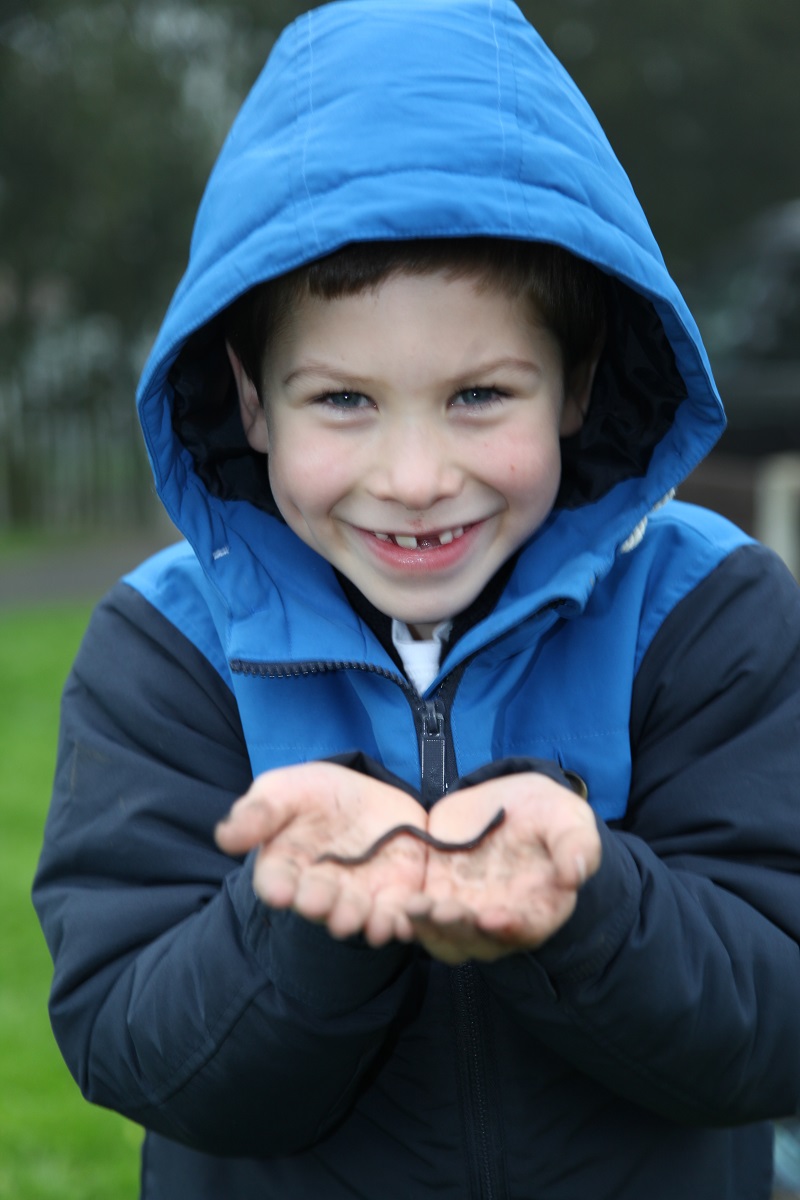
[[372, 526, 466, 549]]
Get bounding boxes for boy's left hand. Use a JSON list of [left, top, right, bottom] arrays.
[[216, 762, 428, 947], [403, 773, 601, 964]]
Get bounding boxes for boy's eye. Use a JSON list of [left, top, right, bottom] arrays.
[[452, 386, 505, 408], [318, 391, 371, 410]]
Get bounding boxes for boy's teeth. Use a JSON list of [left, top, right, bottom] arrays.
[[373, 526, 467, 548]]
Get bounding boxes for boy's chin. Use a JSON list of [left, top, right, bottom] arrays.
[[383, 604, 455, 637]]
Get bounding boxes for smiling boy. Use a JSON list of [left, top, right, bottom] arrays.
[[33, 2, 800, 1198], [218, 239, 604, 955], [227, 241, 596, 640]]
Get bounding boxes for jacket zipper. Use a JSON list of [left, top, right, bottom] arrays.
[[451, 963, 504, 1200], [420, 698, 446, 807], [231, 621, 565, 1200], [229, 656, 452, 807], [429, 678, 505, 1200]]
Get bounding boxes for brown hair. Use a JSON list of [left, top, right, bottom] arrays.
[[225, 238, 607, 390]]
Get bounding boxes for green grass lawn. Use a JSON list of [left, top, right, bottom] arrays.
[[0, 604, 141, 1199]]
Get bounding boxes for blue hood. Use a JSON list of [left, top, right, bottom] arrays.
[[135, 0, 725, 626]]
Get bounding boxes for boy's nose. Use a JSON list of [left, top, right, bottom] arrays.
[[369, 423, 463, 511]]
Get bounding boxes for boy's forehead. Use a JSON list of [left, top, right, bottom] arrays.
[[266, 269, 559, 382]]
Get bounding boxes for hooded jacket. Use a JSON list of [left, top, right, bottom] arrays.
[[33, 2, 800, 1198]]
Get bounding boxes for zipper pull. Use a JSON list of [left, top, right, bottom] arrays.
[[420, 699, 446, 807]]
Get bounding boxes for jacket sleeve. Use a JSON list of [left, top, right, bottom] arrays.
[[478, 542, 800, 1126], [32, 582, 416, 1157]]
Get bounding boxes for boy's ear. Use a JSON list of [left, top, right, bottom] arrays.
[[226, 340, 270, 453], [560, 340, 604, 437]]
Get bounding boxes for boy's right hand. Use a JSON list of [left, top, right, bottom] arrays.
[[402, 772, 600, 963], [215, 762, 427, 947]]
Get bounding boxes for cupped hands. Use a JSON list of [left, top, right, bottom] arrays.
[[215, 762, 601, 963]]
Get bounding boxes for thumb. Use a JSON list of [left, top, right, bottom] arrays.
[[215, 784, 294, 855], [548, 817, 602, 889]]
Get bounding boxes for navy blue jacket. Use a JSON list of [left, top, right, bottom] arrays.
[[33, 2, 800, 1196]]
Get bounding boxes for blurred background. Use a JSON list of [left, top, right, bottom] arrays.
[[3, 0, 800, 572], [1, 1, 800, 1196]]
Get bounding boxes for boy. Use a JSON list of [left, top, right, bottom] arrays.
[[33, 2, 800, 1198], [218, 239, 604, 958]]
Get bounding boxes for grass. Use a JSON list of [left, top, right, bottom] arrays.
[[0, 529, 87, 561], [0, 604, 141, 1199]]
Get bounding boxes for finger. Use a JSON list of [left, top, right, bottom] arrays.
[[548, 821, 602, 889], [403, 893, 435, 921], [363, 897, 415, 947], [389, 910, 416, 944], [216, 759, 363, 856], [363, 916, 405, 947], [411, 911, 516, 964], [473, 904, 519, 935], [475, 903, 562, 945], [252, 854, 302, 909], [409, 900, 478, 945], [293, 869, 343, 923], [325, 883, 374, 940], [420, 896, 472, 926], [477, 883, 579, 949], [215, 789, 295, 855], [409, 919, 472, 965]]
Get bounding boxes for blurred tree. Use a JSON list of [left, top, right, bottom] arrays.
[[1, 2, 269, 349], [0, 0, 288, 525], [524, 0, 800, 282], [0, 0, 798, 528]]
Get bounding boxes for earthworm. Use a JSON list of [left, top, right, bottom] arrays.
[[315, 807, 506, 866]]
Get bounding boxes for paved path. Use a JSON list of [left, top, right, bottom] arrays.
[[0, 532, 178, 609]]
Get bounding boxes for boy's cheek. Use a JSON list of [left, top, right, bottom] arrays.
[[270, 445, 351, 510], [267, 462, 327, 521]]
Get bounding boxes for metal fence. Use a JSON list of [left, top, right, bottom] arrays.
[[0, 320, 158, 532]]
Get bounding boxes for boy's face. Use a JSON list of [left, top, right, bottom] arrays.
[[230, 270, 590, 639]]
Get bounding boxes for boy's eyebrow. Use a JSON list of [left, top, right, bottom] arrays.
[[282, 361, 356, 387], [282, 357, 544, 388]]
